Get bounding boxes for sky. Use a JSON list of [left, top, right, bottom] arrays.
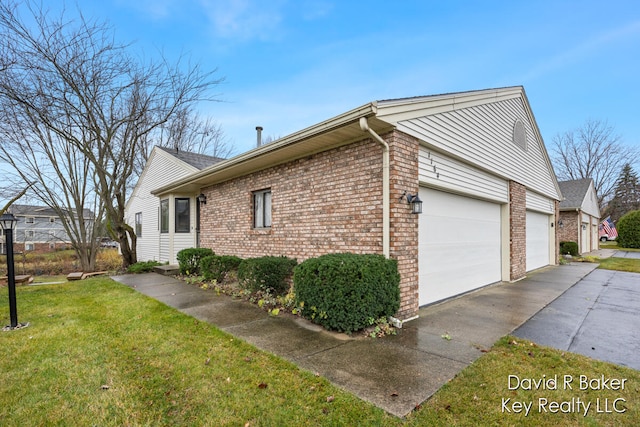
[[10, 1, 640, 156]]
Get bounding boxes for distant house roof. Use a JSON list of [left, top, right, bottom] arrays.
[[156, 146, 225, 170], [9, 204, 94, 219], [558, 179, 593, 209]]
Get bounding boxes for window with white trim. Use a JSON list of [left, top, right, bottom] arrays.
[[135, 212, 142, 237], [253, 189, 272, 228], [175, 198, 190, 233], [160, 199, 169, 233]]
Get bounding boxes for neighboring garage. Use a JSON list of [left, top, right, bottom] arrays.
[[418, 187, 503, 306]]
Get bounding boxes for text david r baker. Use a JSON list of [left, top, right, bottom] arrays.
[[502, 374, 628, 417]]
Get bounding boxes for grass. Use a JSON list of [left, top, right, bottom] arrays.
[[597, 257, 640, 273], [1, 278, 639, 426]]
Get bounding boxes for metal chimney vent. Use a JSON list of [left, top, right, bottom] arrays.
[[256, 126, 263, 147]]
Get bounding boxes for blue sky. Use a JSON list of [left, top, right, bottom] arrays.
[[25, 1, 640, 155]]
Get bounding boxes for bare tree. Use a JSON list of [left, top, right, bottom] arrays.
[[136, 107, 234, 178], [0, 1, 223, 268], [552, 119, 638, 208]]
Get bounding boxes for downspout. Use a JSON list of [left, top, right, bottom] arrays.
[[359, 117, 390, 258]]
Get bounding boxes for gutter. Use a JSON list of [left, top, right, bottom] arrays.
[[359, 117, 390, 258]]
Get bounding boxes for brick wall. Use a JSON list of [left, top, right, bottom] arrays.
[[388, 131, 420, 319], [200, 138, 385, 260], [199, 131, 422, 320], [558, 211, 579, 246], [509, 181, 526, 280], [12, 242, 70, 253]]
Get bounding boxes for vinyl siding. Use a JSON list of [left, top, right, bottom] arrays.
[[581, 185, 601, 218], [397, 97, 560, 200], [526, 190, 556, 214], [125, 148, 199, 263], [418, 147, 508, 202]]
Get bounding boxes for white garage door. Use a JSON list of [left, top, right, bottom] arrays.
[[418, 188, 502, 306], [526, 211, 550, 271]]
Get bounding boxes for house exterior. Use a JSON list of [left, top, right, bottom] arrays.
[[2, 204, 89, 253], [558, 179, 601, 254], [125, 146, 223, 263], [151, 86, 561, 321]]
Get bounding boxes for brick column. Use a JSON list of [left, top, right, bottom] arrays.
[[509, 181, 526, 281], [388, 130, 420, 320]]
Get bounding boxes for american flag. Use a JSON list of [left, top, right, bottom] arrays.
[[602, 216, 618, 238]]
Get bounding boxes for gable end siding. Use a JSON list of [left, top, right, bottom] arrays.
[[397, 97, 559, 200], [126, 150, 198, 262]]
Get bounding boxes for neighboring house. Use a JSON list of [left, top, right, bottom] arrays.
[[152, 86, 562, 321], [3, 204, 91, 253], [557, 179, 601, 254], [125, 146, 224, 263]]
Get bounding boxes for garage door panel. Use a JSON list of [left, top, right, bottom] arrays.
[[526, 211, 550, 271], [419, 188, 502, 306]]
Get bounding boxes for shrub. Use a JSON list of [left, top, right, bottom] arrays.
[[200, 255, 243, 283], [559, 241, 579, 256], [293, 253, 400, 334], [238, 256, 297, 296], [127, 260, 162, 274], [176, 248, 214, 275], [617, 210, 640, 249]]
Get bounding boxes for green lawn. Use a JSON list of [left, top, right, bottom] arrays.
[[1, 278, 639, 426], [598, 257, 640, 273]]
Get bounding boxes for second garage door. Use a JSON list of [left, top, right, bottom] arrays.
[[418, 188, 502, 306], [526, 210, 551, 271]]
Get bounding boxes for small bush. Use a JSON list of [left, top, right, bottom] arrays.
[[238, 256, 297, 296], [617, 210, 640, 249], [96, 248, 123, 271], [293, 253, 400, 334], [559, 241, 579, 256], [200, 255, 243, 283], [176, 248, 214, 275], [127, 260, 162, 274]]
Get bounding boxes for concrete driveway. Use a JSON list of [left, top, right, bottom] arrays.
[[513, 268, 640, 371]]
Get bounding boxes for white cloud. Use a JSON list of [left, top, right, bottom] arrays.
[[198, 0, 285, 41]]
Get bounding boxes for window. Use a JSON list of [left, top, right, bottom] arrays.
[[27, 230, 34, 238], [26, 217, 34, 224], [253, 189, 272, 228], [135, 212, 142, 237], [26, 243, 34, 251], [175, 198, 190, 233], [160, 199, 169, 233]]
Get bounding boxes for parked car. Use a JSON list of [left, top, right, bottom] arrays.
[[100, 238, 119, 248], [598, 217, 618, 242]]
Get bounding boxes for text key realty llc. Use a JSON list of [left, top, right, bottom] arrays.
[[502, 374, 628, 417]]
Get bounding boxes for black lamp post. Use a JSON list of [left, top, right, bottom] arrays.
[[1, 212, 20, 329]]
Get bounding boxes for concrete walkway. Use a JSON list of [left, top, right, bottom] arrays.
[[112, 262, 597, 418]]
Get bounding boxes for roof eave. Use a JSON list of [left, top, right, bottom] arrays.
[[152, 102, 381, 196]]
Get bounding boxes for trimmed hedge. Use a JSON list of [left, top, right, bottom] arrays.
[[617, 210, 640, 249], [176, 248, 214, 275], [293, 253, 400, 334], [560, 241, 579, 256], [200, 255, 243, 283], [238, 256, 298, 296], [127, 260, 162, 274]]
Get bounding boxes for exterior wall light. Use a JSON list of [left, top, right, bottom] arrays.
[[400, 191, 423, 214], [197, 193, 207, 205], [558, 219, 564, 228]]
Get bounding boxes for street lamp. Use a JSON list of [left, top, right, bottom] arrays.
[[1, 212, 24, 330]]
